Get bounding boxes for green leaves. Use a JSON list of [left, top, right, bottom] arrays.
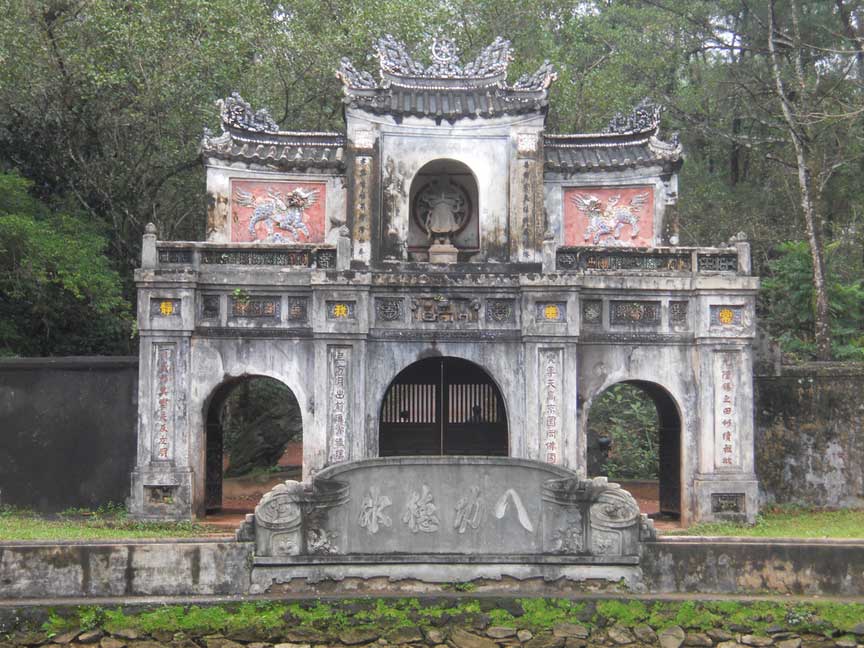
[[762, 241, 864, 361], [587, 384, 660, 480], [0, 172, 132, 356]]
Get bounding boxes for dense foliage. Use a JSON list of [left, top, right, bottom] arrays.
[[762, 242, 864, 360], [0, 172, 131, 356], [587, 383, 660, 480], [0, 0, 861, 357], [219, 377, 302, 477]]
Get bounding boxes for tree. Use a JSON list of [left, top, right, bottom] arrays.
[[641, 0, 864, 359], [0, 1, 861, 358], [0, 172, 132, 356]]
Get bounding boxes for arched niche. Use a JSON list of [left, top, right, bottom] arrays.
[[379, 357, 508, 456], [584, 380, 682, 519], [407, 159, 480, 261], [203, 375, 302, 515]]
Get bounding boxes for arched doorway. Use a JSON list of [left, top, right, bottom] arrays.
[[379, 357, 508, 456], [204, 375, 302, 517], [585, 381, 681, 519], [407, 159, 480, 261]]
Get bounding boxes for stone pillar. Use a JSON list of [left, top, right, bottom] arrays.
[[141, 223, 158, 270], [735, 240, 751, 274], [130, 261, 197, 520], [541, 236, 557, 273], [129, 332, 194, 520], [692, 340, 759, 524]]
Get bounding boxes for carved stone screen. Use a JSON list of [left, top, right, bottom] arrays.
[[230, 179, 327, 243], [563, 186, 654, 247]]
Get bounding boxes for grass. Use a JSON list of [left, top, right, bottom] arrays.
[[33, 599, 864, 637], [664, 506, 864, 538], [0, 505, 222, 541]]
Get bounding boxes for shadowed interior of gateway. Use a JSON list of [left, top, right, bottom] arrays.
[[586, 380, 682, 520], [379, 357, 508, 457]]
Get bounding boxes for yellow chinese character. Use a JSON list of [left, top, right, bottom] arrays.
[[718, 307, 735, 325], [332, 303, 349, 318], [160, 301, 174, 316], [544, 304, 559, 321]]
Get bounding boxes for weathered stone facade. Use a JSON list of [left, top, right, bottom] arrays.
[[130, 35, 759, 535]]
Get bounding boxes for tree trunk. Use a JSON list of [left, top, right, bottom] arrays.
[[768, 0, 832, 360]]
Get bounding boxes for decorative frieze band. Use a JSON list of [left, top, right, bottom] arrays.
[[558, 248, 692, 272], [610, 301, 661, 326]]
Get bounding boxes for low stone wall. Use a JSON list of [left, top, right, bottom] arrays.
[[3, 538, 864, 599], [0, 541, 251, 599], [0, 357, 139, 512], [755, 363, 864, 508], [641, 537, 864, 596]]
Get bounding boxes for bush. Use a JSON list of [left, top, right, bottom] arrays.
[[761, 241, 864, 361], [587, 384, 659, 480]]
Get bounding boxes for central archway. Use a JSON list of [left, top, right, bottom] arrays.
[[379, 357, 508, 456]]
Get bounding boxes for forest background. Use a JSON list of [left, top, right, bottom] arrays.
[[0, 0, 862, 361]]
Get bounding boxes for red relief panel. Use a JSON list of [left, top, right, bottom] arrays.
[[230, 180, 327, 243], [563, 186, 654, 247]]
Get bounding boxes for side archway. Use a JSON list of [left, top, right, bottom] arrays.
[[585, 380, 682, 519], [379, 357, 508, 456], [203, 375, 302, 515]]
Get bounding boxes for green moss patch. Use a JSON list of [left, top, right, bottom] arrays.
[[28, 598, 864, 639]]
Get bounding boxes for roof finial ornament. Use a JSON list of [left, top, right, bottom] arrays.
[[431, 37, 458, 64], [604, 98, 662, 135]]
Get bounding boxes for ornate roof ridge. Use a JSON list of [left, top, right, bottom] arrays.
[[545, 99, 680, 148], [213, 92, 346, 140], [544, 134, 653, 149], [337, 34, 556, 94]]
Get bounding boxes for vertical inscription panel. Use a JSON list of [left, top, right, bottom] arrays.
[[328, 346, 352, 464], [539, 349, 563, 465], [713, 352, 741, 470], [152, 343, 176, 462]]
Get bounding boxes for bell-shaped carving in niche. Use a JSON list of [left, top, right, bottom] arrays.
[[408, 159, 479, 262]]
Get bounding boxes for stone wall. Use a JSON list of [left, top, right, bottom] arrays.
[[0, 357, 138, 512], [755, 363, 864, 507], [3, 538, 864, 599], [0, 541, 251, 598]]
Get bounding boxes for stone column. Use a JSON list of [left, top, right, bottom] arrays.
[[130, 239, 198, 520], [130, 330, 194, 520], [692, 292, 760, 524]]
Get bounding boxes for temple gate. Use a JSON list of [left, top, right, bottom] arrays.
[[130, 36, 759, 569]]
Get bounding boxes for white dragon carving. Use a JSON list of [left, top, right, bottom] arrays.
[[572, 192, 649, 246], [234, 186, 319, 243]]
